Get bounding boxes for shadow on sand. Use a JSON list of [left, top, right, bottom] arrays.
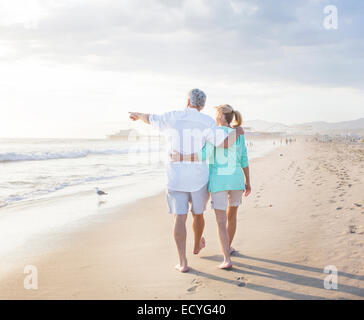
[[187, 253, 363, 300]]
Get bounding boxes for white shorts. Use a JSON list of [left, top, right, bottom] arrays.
[[211, 190, 243, 211], [166, 184, 209, 215]]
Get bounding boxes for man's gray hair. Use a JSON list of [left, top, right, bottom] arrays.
[[188, 88, 206, 108]]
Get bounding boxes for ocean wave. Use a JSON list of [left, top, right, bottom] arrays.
[[2, 172, 134, 205], [0, 147, 161, 162]]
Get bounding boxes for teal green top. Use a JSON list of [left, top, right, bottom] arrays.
[[199, 126, 249, 194]]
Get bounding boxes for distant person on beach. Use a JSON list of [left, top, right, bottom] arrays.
[[171, 104, 251, 269], [129, 89, 244, 272]]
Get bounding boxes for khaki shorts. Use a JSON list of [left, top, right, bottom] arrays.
[[167, 184, 209, 215], [211, 190, 243, 211]]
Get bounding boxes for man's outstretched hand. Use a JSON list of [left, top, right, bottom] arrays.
[[129, 112, 151, 124], [129, 112, 141, 121]]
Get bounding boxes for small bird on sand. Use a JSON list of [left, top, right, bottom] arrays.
[[95, 187, 108, 196]]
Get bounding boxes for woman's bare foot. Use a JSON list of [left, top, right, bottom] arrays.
[[230, 247, 236, 255], [175, 264, 190, 273], [193, 237, 206, 254], [219, 261, 233, 269]]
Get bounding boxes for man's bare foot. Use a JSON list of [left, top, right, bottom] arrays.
[[175, 264, 190, 273], [193, 237, 206, 254], [219, 261, 233, 269]]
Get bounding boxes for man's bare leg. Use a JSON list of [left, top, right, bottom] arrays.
[[192, 212, 205, 254], [215, 210, 232, 269], [173, 214, 189, 272], [227, 206, 238, 253]]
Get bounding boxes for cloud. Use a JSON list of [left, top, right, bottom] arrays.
[[0, 0, 363, 88]]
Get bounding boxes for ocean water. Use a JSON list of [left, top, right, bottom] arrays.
[[0, 137, 166, 208], [0, 136, 282, 208]]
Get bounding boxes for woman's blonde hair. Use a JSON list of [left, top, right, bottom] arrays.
[[215, 104, 242, 128]]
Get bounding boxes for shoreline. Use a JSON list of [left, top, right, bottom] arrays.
[[0, 177, 166, 277], [0, 138, 283, 263], [0, 143, 283, 283], [1, 140, 363, 299], [0, 135, 281, 209]]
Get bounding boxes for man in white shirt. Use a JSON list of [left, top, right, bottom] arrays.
[[129, 89, 243, 272]]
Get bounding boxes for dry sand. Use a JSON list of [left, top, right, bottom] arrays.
[[0, 140, 363, 299]]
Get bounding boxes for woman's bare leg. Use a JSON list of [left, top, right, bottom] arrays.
[[227, 206, 238, 251], [214, 210, 232, 269]]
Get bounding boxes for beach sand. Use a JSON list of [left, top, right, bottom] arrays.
[[0, 140, 363, 300]]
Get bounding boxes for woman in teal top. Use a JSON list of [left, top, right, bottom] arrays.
[[172, 104, 251, 269]]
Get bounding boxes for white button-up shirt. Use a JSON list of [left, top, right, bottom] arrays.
[[149, 108, 226, 192]]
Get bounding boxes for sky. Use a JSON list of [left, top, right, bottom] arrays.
[[0, 0, 363, 138]]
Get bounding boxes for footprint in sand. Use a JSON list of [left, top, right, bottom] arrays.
[[336, 207, 343, 211], [339, 193, 346, 197], [349, 225, 357, 234], [236, 277, 247, 287], [354, 203, 362, 208], [187, 279, 203, 293], [187, 285, 199, 293]]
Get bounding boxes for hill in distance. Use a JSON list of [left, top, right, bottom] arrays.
[[245, 118, 364, 136]]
